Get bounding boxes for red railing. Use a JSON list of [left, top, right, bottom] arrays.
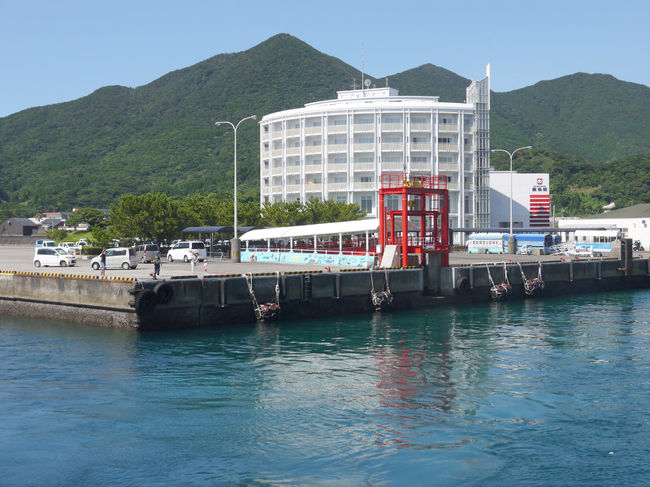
[[380, 173, 447, 190]]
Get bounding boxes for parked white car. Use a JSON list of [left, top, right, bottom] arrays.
[[59, 242, 81, 253], [35, 239, 57, 248], [166, 241, 207, 262], [33, 248, 77, 267], [90, 247, 138, 270]]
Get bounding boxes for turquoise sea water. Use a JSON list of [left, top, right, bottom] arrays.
[[1, 290, 649, 486]]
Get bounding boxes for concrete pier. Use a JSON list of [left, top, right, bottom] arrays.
[[0, 250, 648, 330]]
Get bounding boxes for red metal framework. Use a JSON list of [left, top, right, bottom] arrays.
[[379, 173, 450, 267]]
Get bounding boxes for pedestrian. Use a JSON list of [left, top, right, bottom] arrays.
[[190, 251, 198, 274], [100, 248, 106, 277], [153, 250, 161, 278]]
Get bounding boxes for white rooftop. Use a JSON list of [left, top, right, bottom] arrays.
[[240, 219, 379, 241]]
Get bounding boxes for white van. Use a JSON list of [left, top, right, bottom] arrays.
[[136, 244, 160, 263], [166, 241, 206, 262], [90, 248, 138, 270], [33, 248, 77, 267]]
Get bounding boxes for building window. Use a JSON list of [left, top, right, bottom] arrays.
[[360, 176, 373, 183], [356, 117, 373, 124], [335, 195, 347, 203], [360, 195, 373, 213], [334, 156, 347, 164], [438, 137, 451, 144], [383, 116, 402, 124], [333, 175, 347, 183], [357, 136, 374, 144], [412, 156, 429, 163], [357, 155, 373, 163]]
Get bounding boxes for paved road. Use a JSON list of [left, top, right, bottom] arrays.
[[0, 246, 619, 280]]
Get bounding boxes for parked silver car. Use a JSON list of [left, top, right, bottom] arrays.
[[91, 247, 138, 270]]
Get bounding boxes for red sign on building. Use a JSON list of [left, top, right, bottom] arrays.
[[529, 194, 550, 227]]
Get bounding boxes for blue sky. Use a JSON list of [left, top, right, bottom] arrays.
[[1, 0, 648, 117]]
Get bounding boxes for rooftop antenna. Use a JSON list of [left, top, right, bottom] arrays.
[[361, 42, 365, 91], [385, 77, 388, 87]]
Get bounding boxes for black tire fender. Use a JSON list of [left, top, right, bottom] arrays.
[[134, 289, 156, 313], [153, 282, 174, 304], [455, 275, 470, 292]]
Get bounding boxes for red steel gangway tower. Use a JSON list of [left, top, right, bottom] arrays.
[[378, 173, 450, 267]]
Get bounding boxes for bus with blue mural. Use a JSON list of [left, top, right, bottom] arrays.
[[467, 233, 556, 254], [573, 229, 619, 252], [467, 233, 506, 254]]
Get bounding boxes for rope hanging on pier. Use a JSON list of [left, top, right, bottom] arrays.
[[487, 263, 512, 301], [518, 262, 545, 296], [246, 272, 281, 321], [370, 269, 394, 311]]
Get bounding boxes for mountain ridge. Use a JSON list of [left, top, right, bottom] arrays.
[[0, 33, 648, 218]]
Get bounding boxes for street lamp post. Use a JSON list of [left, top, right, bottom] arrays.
[[215, 114, 257, 262], [491, 145, 532, 251]]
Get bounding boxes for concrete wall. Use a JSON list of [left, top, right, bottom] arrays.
[[445, 257, 650, 301], [0, 271, 137, 327]]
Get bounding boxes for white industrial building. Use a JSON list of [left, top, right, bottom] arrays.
[[259, 66, 491, 233], [490, 172, 550, 228], [557, 204, 650, 250]]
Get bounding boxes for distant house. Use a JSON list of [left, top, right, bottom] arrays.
[[0, 218, 41, 236], [39, 218, 66, 231]]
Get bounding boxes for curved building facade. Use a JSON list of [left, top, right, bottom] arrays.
[[259, 66, 491, 233]]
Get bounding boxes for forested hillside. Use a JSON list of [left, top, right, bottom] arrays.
[[0, 33, 648, 219]]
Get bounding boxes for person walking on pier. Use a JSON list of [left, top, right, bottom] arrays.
[[153, 251, 161, 278], [100, 248, 106, 277]]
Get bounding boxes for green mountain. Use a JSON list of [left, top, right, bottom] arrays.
[[0, 33, 648, 219]]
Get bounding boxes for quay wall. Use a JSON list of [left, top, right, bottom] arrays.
[[0, 271, 137, 328], [442, 258, 650, 301], [0, 258, 648, 330]]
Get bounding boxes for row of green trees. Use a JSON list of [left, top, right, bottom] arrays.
[[84, 193, 365, 244]]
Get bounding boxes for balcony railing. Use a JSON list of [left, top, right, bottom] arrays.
[[353, 162, 375, 171], [271, 167, 283, 176], [464, 145, 473, 152], [327, 163, 348, 172], [438, 124, 458, 132], [410, 123, 431, 131], [353, 143, 374, 152], [272, 149, 283, 157], [381, 123, 403, 131], [327, 125, 347, 134], [286, 165, 301, 174], [271, 185, 283, 193], [438, 143, 459, 151], [353, 123, 374, 132], [304, 164, 322, 173], [381, 163, 404, 171], [410, 142, 432, 151], [354, 182, 376, 190], [305, 145, 322, 154], [285, 147, 300, 156], [286, 128, 300, 137], [438, 163, 459, 171], [305, 183, 323, 192], [327, 183, 348, 191], [286, 184, 301, 193], [410, 162, 431, 171], [381, 142, 403, 151], [305, 126, 322, 135]]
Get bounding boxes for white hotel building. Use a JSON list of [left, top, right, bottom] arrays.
[[259, 66, 491, 232]]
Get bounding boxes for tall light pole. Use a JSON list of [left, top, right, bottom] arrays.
[[491, 146, 532, 237], [215, 114, 257, 262]]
